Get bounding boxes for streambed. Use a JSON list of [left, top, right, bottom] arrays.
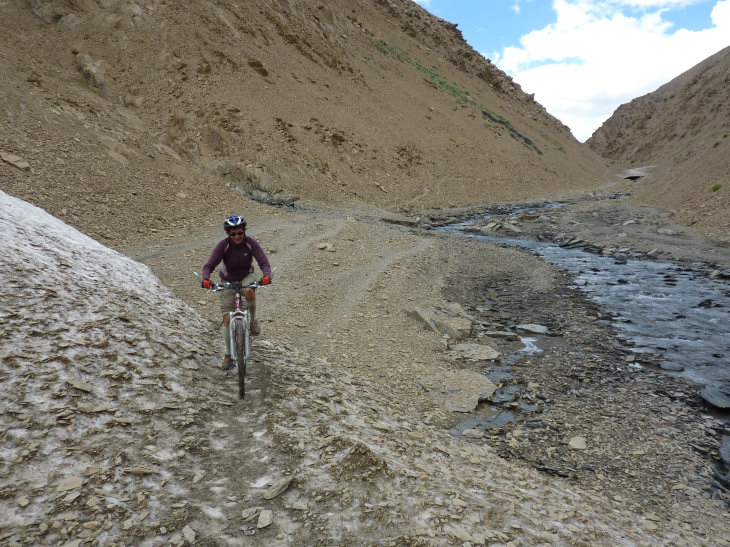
[[433, 201, 730, 452], [438, 204, 730, 397]]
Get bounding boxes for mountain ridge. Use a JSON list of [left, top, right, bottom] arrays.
[[588, 45, 730, 241]]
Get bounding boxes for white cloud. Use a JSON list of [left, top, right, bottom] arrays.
[[493, 0, 730, 141]]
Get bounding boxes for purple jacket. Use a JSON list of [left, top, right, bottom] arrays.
[[202, 236, 272, 282]]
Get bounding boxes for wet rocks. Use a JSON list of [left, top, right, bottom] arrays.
[[515, 323, 548, 335], [720, 437, 730, 467], [659, 361, 685, 372], [699, 387, 730, 409]]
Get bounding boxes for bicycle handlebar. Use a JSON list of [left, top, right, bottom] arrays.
[[194, 267, 276, 292], [207, 279, 264, 292]]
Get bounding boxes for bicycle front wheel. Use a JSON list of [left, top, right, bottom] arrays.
[[234, 319, 247, 399]]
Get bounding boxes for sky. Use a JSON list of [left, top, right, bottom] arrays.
[[414, 0, 730, 141]]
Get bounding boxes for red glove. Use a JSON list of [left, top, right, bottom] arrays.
[[202, 279, 212, 289], [260, 275, 271, 285]]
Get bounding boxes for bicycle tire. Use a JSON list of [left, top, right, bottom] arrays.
[[234, 319, 247, 399]]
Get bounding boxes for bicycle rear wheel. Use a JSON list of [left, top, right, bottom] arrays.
[[234, 320, 247, 399]]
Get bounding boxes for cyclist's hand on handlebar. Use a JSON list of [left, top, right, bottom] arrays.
[[202, 279, 212, 289], [260, 275, 271, 285]]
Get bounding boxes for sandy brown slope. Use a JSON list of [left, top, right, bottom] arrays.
[[588, 46, 730, 242], [2, 0, 612, 251]]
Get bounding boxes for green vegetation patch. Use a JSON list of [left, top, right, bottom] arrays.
[[481, 108, 542, 155], [375, 39, 542, 155], [711, 183, 723, 192]]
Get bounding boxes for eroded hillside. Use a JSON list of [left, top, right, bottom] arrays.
[[1, 0, 612, 250], [588, 46, 730, 241]]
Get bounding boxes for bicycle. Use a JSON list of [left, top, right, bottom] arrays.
[[195, 269, 275, 399]]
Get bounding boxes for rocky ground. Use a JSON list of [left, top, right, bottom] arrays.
[[125, 188, 730, 544], [3, 186, 730, 546]]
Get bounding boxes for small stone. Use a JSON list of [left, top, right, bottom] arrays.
[[462, 428, 484, 439], [264, 477, 293, 500], [18, 497, 30, 507], [68, 379, 93, 392], [183, 525, 196, 542], [568, 436, 587, 450], [1, 151, 30, 170], [57, 476, 84, 492], [452, 497, 468, 507], [241, 507, 259, 521], [257, 509, 273, 528]]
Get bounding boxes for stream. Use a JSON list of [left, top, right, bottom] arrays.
[[436, 204, 730, 415]]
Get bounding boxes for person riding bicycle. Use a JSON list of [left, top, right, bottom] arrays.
[[201, 215, 272, 370]]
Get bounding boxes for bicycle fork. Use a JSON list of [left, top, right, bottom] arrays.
[[228, 309, 251, 360]]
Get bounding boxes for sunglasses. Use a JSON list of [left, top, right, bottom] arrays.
[[229, 231, 245, 237]]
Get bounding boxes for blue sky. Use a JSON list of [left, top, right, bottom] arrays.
[[415, 0, 730, 141]]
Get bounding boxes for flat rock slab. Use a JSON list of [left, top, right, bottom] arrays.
[[699, 387, 730, 409], [452, 343, 501, 361], [484, 330, 521, 341], [421, 370, 497, 413], [568, 436, 587, 450], [1, 151, 30, 170], [516, 323, 549, 335], [660, 361, 685, 372]]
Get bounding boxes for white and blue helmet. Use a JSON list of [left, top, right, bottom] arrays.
[[223, 215, 246, 232]]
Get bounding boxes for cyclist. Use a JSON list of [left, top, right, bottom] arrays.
[[201, 215, 272, 370]]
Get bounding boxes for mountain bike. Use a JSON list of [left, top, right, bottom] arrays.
[[196, 269, 275, 399]]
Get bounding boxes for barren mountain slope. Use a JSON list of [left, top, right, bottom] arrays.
[[588, 46, 730, 241], [1, 0, 612, 250]]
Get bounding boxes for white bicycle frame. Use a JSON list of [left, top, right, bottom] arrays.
[[228, 290, 251, 360]]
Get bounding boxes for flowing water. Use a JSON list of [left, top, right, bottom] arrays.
[[438, 206, 730, 400]]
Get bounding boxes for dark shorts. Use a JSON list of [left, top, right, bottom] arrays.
[[219, 273, 257, 314]]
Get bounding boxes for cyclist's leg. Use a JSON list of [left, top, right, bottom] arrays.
[[243, 287, 256, 321], [240, 273, 260, 333]]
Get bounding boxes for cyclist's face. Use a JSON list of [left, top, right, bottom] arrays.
[[229, 229, 245, 240]]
